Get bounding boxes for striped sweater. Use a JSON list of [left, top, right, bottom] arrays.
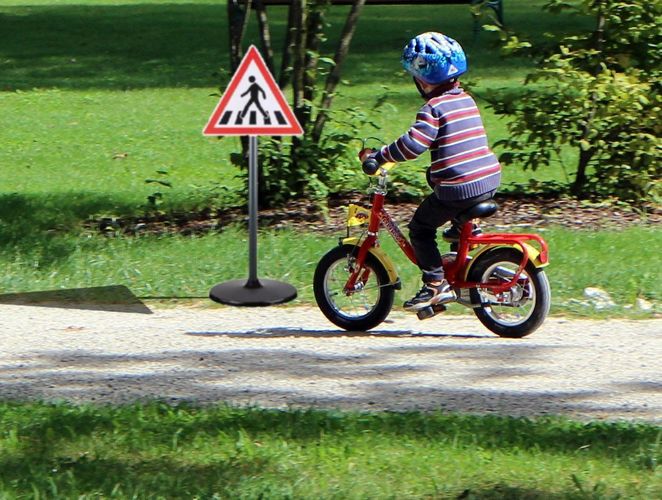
[[373, 85, 501, 201]]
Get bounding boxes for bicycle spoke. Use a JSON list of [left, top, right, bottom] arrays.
[[324, 259, 382, 320]]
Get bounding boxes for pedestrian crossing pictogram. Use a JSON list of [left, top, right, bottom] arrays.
[[203, 45, 303, 136], [218, 109, 288, 126]]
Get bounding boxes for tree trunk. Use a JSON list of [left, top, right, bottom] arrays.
[[573, 148, 592, 197], [227, 0, 253, 72], [278, 2, 298, 88], [227, 1, 254, 167], [573, 6, 605, 198], [254, 0, 275, 74], [303, 2, 327, 105], [312, 0, 366, 143], [291, 0, 308, 129], [282, 0, 307, 207]]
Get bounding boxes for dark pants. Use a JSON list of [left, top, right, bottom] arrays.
[[408, 190, 495, 282]]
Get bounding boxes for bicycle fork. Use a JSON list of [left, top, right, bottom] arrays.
[[342, 236, 377, 294]]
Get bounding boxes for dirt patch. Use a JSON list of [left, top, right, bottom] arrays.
[[92, 194, 660, 237]]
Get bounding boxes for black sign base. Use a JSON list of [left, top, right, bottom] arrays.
[[209, 279, 297, 307]]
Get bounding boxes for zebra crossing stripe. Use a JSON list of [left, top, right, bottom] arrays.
[[214, 103, 297, 134], [219, 111, 232, 125], [227, 110, 279, 126]]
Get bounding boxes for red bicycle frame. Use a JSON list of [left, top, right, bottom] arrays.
[[344, 188, 549, 295]]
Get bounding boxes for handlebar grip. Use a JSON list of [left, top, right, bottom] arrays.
[[362, 158, 380, 176]]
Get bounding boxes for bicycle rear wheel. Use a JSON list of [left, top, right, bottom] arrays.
[[314, 244, 394, 331], [468, 247, 551, 338]]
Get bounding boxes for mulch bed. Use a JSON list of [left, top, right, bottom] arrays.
[[92, 193, 661, 237]]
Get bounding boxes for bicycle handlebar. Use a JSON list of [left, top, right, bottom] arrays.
[[358, 146, 396, 177], [362, 158, 380, 176]]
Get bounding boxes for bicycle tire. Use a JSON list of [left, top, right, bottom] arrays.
[[468, 247, 551, 338], [314, 244, 394, 331]]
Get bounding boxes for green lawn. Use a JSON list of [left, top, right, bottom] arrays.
[[0, 227, 659, 314], [0, 0, 588, 211], [0, 4, 659, 497], [0, 0, 658, 314], [0, 402, 659, 499]]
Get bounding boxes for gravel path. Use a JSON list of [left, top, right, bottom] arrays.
[[1, 303, 660, 423]]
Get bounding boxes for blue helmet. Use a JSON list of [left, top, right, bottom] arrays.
[[401, 32, 467, 85]]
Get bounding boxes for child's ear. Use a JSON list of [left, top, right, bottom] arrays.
[[414, 78, 429, 98]]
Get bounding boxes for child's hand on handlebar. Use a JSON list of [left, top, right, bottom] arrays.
[[358, 148, 376, 162]]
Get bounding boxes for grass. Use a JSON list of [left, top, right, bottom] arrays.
[[0, 0, 658, 315], [0, 88, 243, 211], [0, 0, 588, 211], [0, 4, 659, 496], [0, 401, 659, 498], [0, 225, 659, 315]]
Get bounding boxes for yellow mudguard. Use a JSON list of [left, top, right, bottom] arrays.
[[341, 237, 399, 285], [464, 242, 548, 280], [346, 204, 372, 227]]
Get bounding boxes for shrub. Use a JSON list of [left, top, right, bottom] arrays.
[[487, 0, 661, 207]]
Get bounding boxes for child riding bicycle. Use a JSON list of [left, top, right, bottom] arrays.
[[360, 32, 502, 311]]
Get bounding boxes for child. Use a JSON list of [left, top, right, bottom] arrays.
[[361, 32, 501, 311]]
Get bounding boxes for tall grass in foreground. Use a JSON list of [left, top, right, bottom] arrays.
[[0, 402, 659, 498], [0, 226, 659, 317]]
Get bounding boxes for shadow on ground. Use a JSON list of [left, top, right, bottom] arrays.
[[0, 192, 139, 266], [0, 285, 152, 314], [0, 330, 653, 421]]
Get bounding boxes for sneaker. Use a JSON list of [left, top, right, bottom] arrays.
[[442, 223, 482, 242], [403, 280, 456, 310]]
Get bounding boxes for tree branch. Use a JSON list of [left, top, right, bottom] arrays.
[[254, 0, 276, 74], [312, 0, 366, 143]]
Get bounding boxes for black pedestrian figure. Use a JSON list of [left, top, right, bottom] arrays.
[[240, 76, 269, 120]]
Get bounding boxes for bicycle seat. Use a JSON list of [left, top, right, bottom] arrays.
[[454, 200, 498, 225]]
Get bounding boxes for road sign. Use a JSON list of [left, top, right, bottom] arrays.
[[203, 45, 303, 136], [204, 46, 300, 307]]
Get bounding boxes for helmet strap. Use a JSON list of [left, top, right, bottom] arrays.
[[413, 78, 428, 99], [414, 77, 460, 99]]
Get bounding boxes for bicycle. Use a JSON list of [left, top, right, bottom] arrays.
[[313, 156, 551, 338]]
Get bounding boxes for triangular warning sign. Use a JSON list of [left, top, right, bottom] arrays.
[[203, 46, 303, 137]]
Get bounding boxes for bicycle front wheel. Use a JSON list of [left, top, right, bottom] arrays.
[[313, 244, 394, 331]]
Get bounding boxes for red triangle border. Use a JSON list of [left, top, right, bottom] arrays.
[[203, 46, 303, 137]]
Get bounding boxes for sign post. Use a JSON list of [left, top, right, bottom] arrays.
[[203, 45, 303, 306]]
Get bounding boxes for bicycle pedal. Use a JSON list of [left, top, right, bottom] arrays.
[[416, 303, 446, 320], [416, 307, 435, 320], [432, 303, 447, 314]]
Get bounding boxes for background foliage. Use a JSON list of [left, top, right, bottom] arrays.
[[487, 0, 661, 206], [0, 0, 659, 314], [1, 401, 660, 498]]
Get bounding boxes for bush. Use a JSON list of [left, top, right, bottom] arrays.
[[235, 101, 378, 207], [487, 0, 661, 207]]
